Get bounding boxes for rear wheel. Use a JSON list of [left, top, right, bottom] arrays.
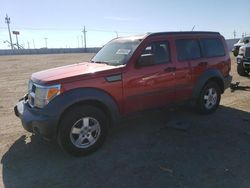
[[58, 105, 108, 156], [237, 63, 249, 76], [196, 82, 221, 114]]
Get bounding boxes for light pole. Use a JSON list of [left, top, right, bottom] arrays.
[[33, 39, 36, 49], [114, 31, 118, 38], [12, 31, 20, 49], [5, 14, 13, 49]]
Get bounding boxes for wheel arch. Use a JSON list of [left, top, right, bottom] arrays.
[[44, 87, 121, 134], [192, 69, 225, 100], [58, 99, 113, 130]]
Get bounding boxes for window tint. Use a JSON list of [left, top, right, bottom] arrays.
[[176, 39, 201, 61], [200, 38, 225, 58], [141, 41, 171, 64]]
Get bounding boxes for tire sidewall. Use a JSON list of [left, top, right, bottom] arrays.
[[197, 82, 221, 114], [58, 105, 108, 156]]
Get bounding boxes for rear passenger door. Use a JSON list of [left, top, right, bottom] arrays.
[[175, 38, 203, 100]]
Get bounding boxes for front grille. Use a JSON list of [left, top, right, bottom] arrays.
[[31, 84, 36, 93], [245, 47, 250, 58]]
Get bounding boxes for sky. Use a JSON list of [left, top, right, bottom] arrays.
[[0, 0, 250, 49]]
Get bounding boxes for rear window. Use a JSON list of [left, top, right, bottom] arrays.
[[176, 39, 201, 61], [200, 38, 225, 58]]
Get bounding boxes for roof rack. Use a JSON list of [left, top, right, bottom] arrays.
[[148, 31, 220, 37]]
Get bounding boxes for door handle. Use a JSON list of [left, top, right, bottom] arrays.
[[198, 62, 208, 66], [164, 67, 176, 72]]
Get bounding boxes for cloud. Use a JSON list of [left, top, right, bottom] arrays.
[[104, 16, 133, 21]]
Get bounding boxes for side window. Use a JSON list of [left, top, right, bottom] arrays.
[[141, 41, 171, 65], [200, 38, 225, 58], [176, 39, 201, 61]]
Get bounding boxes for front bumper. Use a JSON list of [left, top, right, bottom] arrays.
[[14, 95, 58, 140], [237, 56, 250, 69]]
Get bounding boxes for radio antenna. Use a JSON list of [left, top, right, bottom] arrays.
[[191, 25, 196, 31]]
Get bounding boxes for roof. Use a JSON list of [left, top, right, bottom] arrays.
[[148, 31, 220, 37], [114, 31, 221, 42]]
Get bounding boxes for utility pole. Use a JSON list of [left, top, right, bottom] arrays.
[[5, 14, 13, 49], [82, 26, 87, 50], [27, 41, 30, 49], [233, 30, 236, 39], [44, 38, 48, 48]]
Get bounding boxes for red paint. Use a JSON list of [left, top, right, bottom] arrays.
[[31, 32, 231, 115]]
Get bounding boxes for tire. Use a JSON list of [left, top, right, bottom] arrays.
[[233, 49, 238, 57], [196, 82, 221, 114], [237, 63, 249, 77], [58, 105, 108, 156]]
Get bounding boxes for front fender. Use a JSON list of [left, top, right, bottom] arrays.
[[43, 87, 121, 124]]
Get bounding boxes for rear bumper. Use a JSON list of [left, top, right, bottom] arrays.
[[14, 96, 58, 140], [224, 75, 232, 90]]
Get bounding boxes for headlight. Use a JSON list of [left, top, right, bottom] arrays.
[[29, 83, 61, 108], [239, 47, 246, 55]]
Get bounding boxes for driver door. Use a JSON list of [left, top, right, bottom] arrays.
[[123, 40, 176, 114]]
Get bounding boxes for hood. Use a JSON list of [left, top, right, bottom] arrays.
[[234, 42, 244, 47], [31, 62, 121, 84], [239, 43, 250, 50]]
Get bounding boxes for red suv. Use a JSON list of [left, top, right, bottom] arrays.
[[15, 32, 232, 156]]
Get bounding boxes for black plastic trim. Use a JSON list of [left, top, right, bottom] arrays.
[[14, 88, 121, 140], [105, 74, 122, 82], [192, 69, 226, 100]]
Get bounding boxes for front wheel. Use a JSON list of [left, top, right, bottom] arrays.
[[58, 105, 108, 156], [196, 82, 221, 114], [237, 63, 249, 77], [233, 49, 238, 57]]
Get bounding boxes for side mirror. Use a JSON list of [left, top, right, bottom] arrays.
[[137, 54, 155, 67]]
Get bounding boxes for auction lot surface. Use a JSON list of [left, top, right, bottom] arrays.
[[0, 53, 250, 188]]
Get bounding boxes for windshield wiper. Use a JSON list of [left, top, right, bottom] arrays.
[[91, 60, 111, 65]]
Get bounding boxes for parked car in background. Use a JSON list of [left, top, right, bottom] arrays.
[[14, 31, 232, 156], [236, 44, 250, 76], [232, 36, 250, 56]]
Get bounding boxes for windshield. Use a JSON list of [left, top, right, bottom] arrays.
[[239, 36, 250, 43], [91, 39, 141, 66]]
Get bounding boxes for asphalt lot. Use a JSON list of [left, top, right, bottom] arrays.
[[0, 53, 250, 188]]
